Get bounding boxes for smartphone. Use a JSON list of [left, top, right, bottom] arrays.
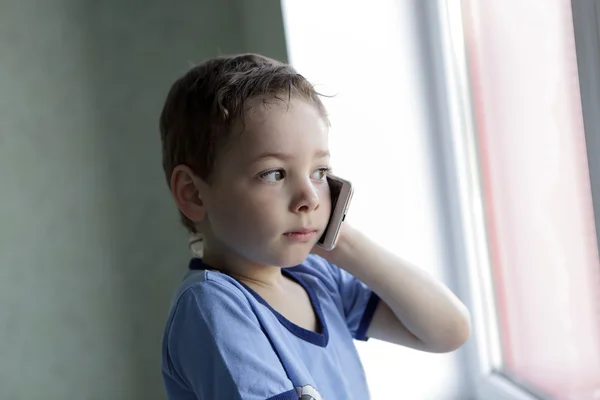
[[317, 174, 354, 251]]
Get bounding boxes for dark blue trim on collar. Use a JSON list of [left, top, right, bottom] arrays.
[[188, 258, 330, 347], [239, 269, 330, 348], [188, 258, 205, 270]]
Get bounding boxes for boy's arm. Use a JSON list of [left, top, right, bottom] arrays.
[[314, 224, 471, 353]]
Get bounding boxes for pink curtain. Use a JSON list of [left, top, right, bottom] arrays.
[[462, 0, 600, 398]]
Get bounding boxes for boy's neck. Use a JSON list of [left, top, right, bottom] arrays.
[[202, 251, 287, 290]]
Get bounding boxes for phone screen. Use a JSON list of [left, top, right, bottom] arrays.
[[318, 177, 343, 245]]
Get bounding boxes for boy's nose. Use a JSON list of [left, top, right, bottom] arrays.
[[291, 184, 320, 213]]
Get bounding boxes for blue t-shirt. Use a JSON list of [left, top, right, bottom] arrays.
[[161, 254, 380, 400]]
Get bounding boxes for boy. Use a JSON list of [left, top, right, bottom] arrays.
[[160, 53, 470, 400]]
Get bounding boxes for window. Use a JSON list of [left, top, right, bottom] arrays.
[[283, 0, 600, 398], [441, 0, 600, 399]]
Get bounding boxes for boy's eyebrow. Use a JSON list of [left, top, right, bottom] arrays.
[[252, 150, 330, 162]]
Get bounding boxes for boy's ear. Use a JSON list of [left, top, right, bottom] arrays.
[[171, 165, 207, 223]]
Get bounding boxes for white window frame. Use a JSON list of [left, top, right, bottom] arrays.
[[431, 3, 541, 399]]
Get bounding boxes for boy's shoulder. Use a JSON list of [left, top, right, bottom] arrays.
[[162, 255, 342, 347], [167, 254, 339, 310], [167, 261, 246, 313]]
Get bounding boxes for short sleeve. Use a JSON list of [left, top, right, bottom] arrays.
[[327, 261, 380, 341], [161, 281, 298, 400]]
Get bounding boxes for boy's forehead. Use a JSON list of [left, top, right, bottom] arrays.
[[230, 98, 329, 157]]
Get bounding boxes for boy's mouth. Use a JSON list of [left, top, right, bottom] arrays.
[[283, 227, 319, 242], [285, 227, 318, 234]]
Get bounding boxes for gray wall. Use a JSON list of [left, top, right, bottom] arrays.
[[0, 1, 286, 399]]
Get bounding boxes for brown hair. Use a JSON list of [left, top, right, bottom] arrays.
[[159, 53, 330, 233]]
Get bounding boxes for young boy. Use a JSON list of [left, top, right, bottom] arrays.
[[159, 53, 470, 400]]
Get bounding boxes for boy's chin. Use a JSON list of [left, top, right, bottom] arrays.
[[273, 248, 313, 268]]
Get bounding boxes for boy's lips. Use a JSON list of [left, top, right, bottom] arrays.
[[283, 227, 319, 242], [285, 227, 318, 234]]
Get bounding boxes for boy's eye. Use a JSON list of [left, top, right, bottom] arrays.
[[312, 168, 331, 181], [259, 169, 285, 182], [259, 168, 330, 182]]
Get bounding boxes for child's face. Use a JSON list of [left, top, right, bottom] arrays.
[[199, 97, 332, 268]]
